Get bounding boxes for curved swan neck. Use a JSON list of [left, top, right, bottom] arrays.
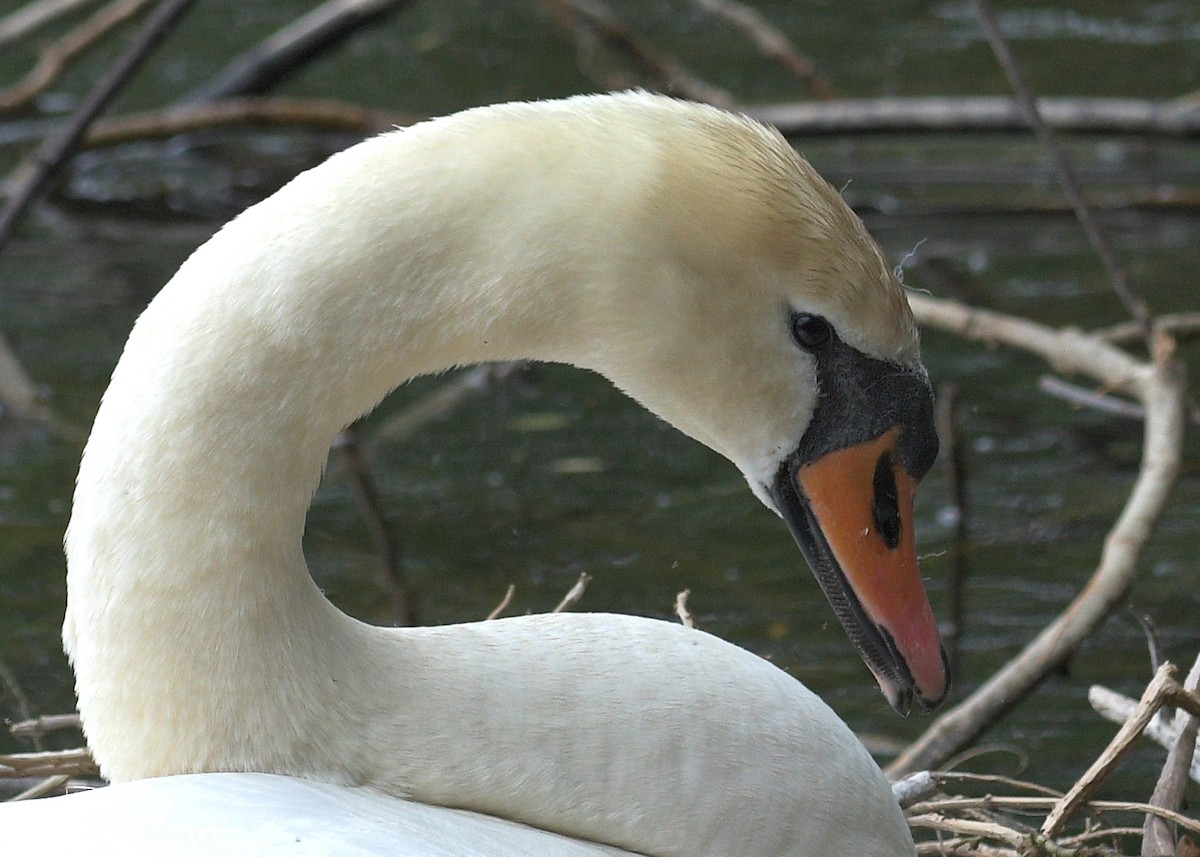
[[62, 94, 917, 857], [65, 95, 731, 781]]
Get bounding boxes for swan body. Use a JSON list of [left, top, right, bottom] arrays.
[[2, 773, 637, 855], [3, 92, 952, 855]]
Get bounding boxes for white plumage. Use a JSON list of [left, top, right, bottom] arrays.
[[3, 93, 936, 856]]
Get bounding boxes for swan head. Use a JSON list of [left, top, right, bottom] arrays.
[[573, 95, 948, 713]]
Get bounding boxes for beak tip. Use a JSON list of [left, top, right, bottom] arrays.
[[882, 681, 913, 717], [875, 644, 951, 716]]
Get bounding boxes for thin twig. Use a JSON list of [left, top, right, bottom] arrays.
[[931, 770, 1065, 800], [935, 381, 968, 674], [1097, 313, 1200, 346], [1142, 654, 1200, 853], [908, 794, 1200, 836], [184, 0, 421, 102], [77, 97, 415, 149], [1042, 663, 1176, 838], [373, 364, 525, 447], [333, 425, 417, 626], [551, 573, 591, 613], [748, 96, 1200, 139], [673, 589, 694, 628], [684, 0, 833, 98], [1037, 375, 1145, 421], [7, 774, 69, 801], [9, 713, 82, 742], [969, 0, 1153, 350], [0, 0, 200, 252], [1130, 610, 1164, 673], [484, 584, 516, 621], [0, 0, 93, 46], [0, 0, 153, 114], [1089, 685, 1200, 783], [0, 331, 47, 420], [0, 658, 40, 751], [542, 0, 735, 108], [0, 747, 97, 778]]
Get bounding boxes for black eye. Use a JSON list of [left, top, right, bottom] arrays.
[[790, 313, 832, 350]]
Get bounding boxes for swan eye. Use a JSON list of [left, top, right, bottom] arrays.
[[790, 313, 832, 350]]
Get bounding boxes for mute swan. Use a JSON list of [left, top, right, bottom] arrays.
[[4, 92, 947, 855]]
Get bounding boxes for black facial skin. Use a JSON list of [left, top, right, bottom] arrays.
[[767, 312, 946, 715], [786, 314, 938, 480]]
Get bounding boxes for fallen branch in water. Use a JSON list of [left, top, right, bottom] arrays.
[[8, 713, 81, 742], [749, 96, 1200, 139], [0, 748, 97, 779], [75, 97, 415, 149]]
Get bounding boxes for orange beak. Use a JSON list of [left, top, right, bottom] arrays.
[[773, 427, 949, 714]]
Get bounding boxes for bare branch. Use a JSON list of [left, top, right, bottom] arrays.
[[1037, 374, 1145, 421], [0, 656, 38, 752], [552, 573, 591, 613], [673, 589, 694, 628], [685, 0, 833, 98], [0, 0, 94, 46], [1143, 681, 1198, 853], [0, 0, 200, 254], [9, 713, 81, 742], [0, 332, 47, 420], [1098, 313, 1200, 346], [1089, 686, 1200, 783], [1042, 663, 1176, 838], [7, 774, 70, 801], [969, 0, 1153, 348], [0, 0, 153, 115], [333, 425, 417, 627], [484, 585, 516, 621], [888, 295, 1186, 777], [542, 0, 735, 108], [185, 0, 421, 103], [748, 96, 1200, 139], [0, 748, 97, 779], [75, 97, 414, 149]]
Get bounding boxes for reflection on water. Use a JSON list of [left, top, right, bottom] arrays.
[[0, 1, 1198, 798]]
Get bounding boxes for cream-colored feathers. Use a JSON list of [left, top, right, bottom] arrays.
[[56, 93, 919, 856]]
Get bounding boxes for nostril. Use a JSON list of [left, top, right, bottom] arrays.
[[872, 452, 901, 549]]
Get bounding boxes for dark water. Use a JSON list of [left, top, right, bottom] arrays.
[[1, 0, 1198, 805]]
